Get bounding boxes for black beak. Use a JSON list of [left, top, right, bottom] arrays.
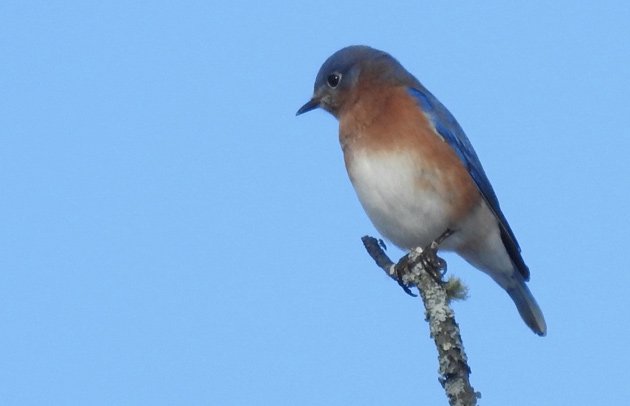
[[296, 98, 320, 116]]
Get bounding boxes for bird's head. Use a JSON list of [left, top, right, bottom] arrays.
[[296, 45, 415, 118]]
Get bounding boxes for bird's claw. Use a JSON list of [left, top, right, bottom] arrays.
[[393, 254, 417, 297], [396, 279, 417, 297], [391, 229, 453, 295], [417, 228, 453, 283], [419, 241, 448, 282]]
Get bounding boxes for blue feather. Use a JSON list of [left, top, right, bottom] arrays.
[[407, 87, 529, 279]]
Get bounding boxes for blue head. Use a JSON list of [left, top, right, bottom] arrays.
[[296, 46, 418, 117]]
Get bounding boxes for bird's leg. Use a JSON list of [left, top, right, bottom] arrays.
[[419, 229, 454, 282], [390, 229, 453, 295]]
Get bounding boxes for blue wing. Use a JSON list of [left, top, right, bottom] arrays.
[[407, 87, 529, 280]]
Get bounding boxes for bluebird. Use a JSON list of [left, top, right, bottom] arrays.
[[297, 46, 546, 336]]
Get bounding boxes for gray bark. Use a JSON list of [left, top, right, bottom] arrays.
[[361, 236, 479, 406]]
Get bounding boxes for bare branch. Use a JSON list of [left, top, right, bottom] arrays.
[[361, 236, 480, 406]]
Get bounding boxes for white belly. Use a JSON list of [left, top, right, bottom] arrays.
[[346, 148, 515, 279], [347, 149, 453, 250]]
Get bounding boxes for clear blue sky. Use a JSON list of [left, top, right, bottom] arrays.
[[2, 1, 630, 405]]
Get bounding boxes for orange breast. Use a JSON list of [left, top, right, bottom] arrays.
[[339, 84, 481, 224]]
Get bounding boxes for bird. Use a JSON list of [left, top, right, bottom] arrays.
[[296, 45, 546, 336]]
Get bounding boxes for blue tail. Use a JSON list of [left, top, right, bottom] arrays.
[[506, 278, 547, 336]]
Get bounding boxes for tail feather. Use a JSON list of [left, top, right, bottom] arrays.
[[506, 279, 547, 336]]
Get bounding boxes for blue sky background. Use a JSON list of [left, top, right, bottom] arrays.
[[2, 1, 630, 405]]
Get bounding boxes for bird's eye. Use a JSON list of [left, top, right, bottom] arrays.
[[327, 73, 341, 88]]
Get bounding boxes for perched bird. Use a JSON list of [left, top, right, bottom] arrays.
[[297, 46, 546, 336]]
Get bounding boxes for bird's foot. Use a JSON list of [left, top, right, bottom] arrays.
[[418, 229, 454, 283], [392, 254, 417, 297], [418, 241, 447, 282], [390, 229, 453, 295]]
